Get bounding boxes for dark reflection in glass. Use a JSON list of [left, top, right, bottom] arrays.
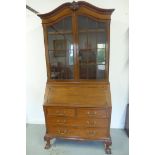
[[97, 32, 106, 44], [88, 18, 97, 29], [88, 32, 96, 49], [79, 50, 88, 63], [79, 65, 87, 79], [78, 16, 87, 30], [88, 51, 96, 63], [64, 16, 72, 31], [98, 22, 105, 29], [54, 20, 63, 31], [79, 33, 87, 49], [48, 26, 55, 32]]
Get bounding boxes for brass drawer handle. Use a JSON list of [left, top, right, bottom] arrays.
[[56, 119, 66, 123], [58, 129, 67, 135], [86, 120, 96, 126], [87, 111, 97, 115], [87, 130, 96, 136]]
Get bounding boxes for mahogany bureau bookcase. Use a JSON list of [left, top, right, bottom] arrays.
[[38, 1, 114, 154]]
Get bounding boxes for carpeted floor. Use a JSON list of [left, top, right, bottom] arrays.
[[26, 124, 129, 155]]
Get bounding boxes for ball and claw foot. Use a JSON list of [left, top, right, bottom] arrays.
[[104, 140, 112, 154], [105, 147, 111, 154], [44, 135, 51, 149], [45, 143, 51, 149]]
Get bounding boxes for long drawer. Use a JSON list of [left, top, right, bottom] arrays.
[[47, 116, 109, 128], [48, 126, 108, 139]]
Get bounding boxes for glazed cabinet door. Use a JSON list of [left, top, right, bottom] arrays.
[[77, 16, 107, 80], [47, 16, 74, 80], [45, 14, 109, 81]]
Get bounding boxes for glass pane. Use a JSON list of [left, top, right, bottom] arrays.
[[79, 50, 87, 64], [49, 48, 74, 79], [88, 18, 97, 29], [97, 21, 106, 29], [79, 33, 87, 49], [88, 32, 96, 49], [79, 50, 97, 79], [80, 64, 97, 79], [68, 44, 74, 66], [47, 16, 74, 80], [97, 32, 106, 44], [48, 26, 55, 32], [80, 65, 87, 79], [96, 47, 105, 79], [64, 16, 72, 31], [48, 16, 72, 34], [97, 48, 105, 63], [48, 34, 64, 50], [78, 16, 88, 30], [65, 34, 72, 49], [96, 64, 105, 79], [53, 20, 63, 31], [88, 51, 96, 63], [88, 64, 96, 79], [49, 50, 66, 79]]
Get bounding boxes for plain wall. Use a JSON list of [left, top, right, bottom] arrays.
[[26, 0, 128, 128]]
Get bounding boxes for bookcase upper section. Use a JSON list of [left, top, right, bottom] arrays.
[[38, 1, 114, 82]]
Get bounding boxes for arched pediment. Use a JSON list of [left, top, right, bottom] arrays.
[[38, 1, 114, 24]]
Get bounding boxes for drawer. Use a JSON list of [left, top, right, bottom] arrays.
[[47, 116, 109, 128], [81, 118, 109, 128], [82, 128, 108, 139], [77, 108, 107, 118], [48, 127, 78, 137], [48, 126, 108, 139], [46, 107, 75, 117]]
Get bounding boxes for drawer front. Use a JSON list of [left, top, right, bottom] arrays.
[[81, 118, 108, 128], [48, 127, 77, 137], [77, 108, 107, 118], [47, 116, 109, 128], [48, 127, 108, 139], [82, 128, 108, 139], [46, 107, 75, 117]]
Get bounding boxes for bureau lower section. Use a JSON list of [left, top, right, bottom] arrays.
[[43, 106, 112, 154]]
